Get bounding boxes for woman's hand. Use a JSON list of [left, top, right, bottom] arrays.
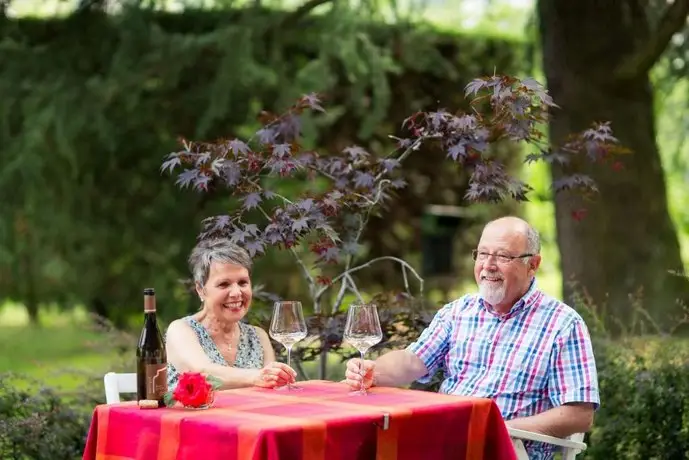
[[253, 361, 298, 388]]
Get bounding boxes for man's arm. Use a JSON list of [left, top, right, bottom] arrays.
[[505, 402, 595, 438], [344, 350, 429, 389], [515, 317, 599, 438]]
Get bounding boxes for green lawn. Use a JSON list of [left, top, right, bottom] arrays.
[[0, 303, 125, 390], [0, 302, 347, 389]]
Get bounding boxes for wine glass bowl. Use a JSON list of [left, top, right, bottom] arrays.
[[269, 301, 307, 390], [343, 303, 383, 396]]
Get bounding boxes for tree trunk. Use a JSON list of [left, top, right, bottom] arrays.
[[537, 0, 689, 334]]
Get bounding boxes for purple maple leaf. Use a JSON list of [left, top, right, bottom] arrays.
[[302, 93, 325, 112], [243, 192, 262, 210], [228, 139, 250, 157], [175, 169, 199, 189], [244, 223, 259, 235], [464, 78, 487, 97], [552, 174, 598, 193], [428, 111, 446, 129], [194, 174, 211, 191], [221, 160, 242, 186], [245, 239, 265, 257], [343, 146, 369, 161], [257, 128, 276, 144], [295, 151, 317, 167], [278, 115, 301, 141], [213, 215, 232, 232], [161, 154, 181, 174], [264, 223, 283, 245], [272, 144, 291, 159], [195, 152, 211, 167], [447, 142, 466, 161], [353, 171, 375, 189], [297, 198, 314, 212], [449, 114, 476, 131], [292, 216, 310, 233], [379, 158, 400, 173], [230, 228, 249, 243]]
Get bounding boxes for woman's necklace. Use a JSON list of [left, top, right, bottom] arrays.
[[225, 324, 239, 352]]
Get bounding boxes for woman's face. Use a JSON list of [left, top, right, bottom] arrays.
[[197, 261, 252, 324]]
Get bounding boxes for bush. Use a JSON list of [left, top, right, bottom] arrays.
[[582, 339, 689, 459], [0, 373, 92, 460]]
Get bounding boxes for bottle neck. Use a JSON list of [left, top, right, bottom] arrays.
[[143, 311, 157, 325]]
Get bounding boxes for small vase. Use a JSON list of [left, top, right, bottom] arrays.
[[182, 391, 215, 410]]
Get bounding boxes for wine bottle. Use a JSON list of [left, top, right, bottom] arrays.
[[136, 288, 167, 406]]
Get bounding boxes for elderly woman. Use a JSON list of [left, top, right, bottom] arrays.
[[166, 238, 296, 389]]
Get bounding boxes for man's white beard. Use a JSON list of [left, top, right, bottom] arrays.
[[479, 281, 506, 306]]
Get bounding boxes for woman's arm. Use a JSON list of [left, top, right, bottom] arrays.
[[253, 326, 277, 364], [166, 320, 293, 389]]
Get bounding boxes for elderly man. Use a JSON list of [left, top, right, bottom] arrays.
[[344, 216, 599, 460]]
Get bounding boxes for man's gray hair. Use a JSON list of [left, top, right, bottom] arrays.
[[188, 238, 253, 288], [524, 225, 541, 263]]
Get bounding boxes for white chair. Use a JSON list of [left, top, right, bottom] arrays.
[[508, 428, 587, 460], [103, 372, 137, 404]]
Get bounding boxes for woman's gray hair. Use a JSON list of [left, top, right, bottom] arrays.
[[188, 238, 253, 288]]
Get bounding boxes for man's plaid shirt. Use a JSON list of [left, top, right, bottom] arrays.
[[407, 278, 599, 459]]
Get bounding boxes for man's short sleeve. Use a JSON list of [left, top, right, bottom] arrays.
[[548, 319, 600, 409], [405, 303, 454, 383]]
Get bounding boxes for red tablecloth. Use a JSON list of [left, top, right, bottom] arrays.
[[83, 380, 516, 460]]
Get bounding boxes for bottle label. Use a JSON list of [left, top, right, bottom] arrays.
[[145, 364, 168, 400]]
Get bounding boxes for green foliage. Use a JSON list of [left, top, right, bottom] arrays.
[[0, 373, 91, 460], [0, 6, 523, 324], [582, 340, 689, 459]]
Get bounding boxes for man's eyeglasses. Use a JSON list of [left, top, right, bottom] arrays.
[[471, 250, 534, 264]]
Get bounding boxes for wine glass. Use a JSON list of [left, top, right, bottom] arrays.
[[344, 303, 383, 396], [269, 300, 307, 390]]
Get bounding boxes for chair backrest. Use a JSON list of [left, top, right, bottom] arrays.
[[103, 372, 137, 404]]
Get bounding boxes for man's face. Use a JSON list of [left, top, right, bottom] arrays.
[[473, 222, 540, 311]]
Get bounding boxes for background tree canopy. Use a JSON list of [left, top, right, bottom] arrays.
[[0, 3, 525, 326]]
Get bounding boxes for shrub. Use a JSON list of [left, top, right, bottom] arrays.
[[582, 339, 689, 459], [0, 373, 92, 460]]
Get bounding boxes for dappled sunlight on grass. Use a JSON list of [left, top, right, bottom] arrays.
[[0, 303, 127, 391]]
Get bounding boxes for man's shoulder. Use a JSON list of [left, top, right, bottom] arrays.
[[535, 290, 589, 333]]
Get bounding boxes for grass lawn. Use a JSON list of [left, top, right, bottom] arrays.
[[0, 303, 124, 390], [0, 302, 349, 390]]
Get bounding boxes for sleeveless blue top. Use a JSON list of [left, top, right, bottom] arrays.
[[167, 316, 264, 389]]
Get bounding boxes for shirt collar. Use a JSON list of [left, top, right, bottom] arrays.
[[479, 277, 540, 319]]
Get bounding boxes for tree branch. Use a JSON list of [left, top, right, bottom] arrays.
[[615, 0, 689, 81], [315, 256, 424, 302], [257, 205, 316, 299]]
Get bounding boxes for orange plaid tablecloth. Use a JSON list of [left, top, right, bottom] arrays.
[[82, 380, 517, 460]]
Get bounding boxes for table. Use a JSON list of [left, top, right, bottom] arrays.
[[83, 380, 516, 460]]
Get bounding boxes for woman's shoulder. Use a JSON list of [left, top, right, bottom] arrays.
[[166, 316, 205, 339], [239, 322, 267, 339]]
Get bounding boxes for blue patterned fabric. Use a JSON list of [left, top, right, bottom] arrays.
[[167, 316, 264, 390]]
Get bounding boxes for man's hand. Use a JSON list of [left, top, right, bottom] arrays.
[[344, 358, 376, 390]]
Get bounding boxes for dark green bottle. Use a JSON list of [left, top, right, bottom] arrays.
[[136, 288, 167, 406]]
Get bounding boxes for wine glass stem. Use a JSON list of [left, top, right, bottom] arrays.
[[359, 350, 366, 394], [286, 345, 292, 369]]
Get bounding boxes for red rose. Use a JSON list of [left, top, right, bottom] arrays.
[[173, 372, 213, 407]]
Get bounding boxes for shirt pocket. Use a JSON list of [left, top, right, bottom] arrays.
[[499, 338, 551, 393]]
